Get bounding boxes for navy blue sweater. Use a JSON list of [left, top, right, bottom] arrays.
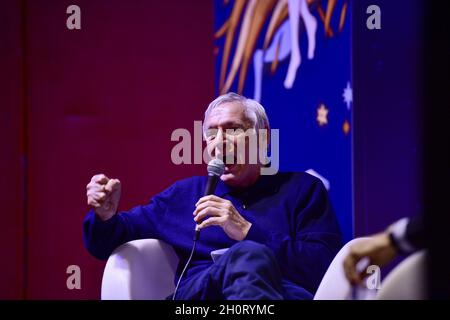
[[83, 172, 342, 295]]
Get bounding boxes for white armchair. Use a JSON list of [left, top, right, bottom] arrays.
[[101, 239, 179, 300]]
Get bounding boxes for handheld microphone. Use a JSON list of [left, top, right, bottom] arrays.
[[194, 158, 225, 236]]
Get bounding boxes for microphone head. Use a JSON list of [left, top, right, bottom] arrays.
[[207, 158, 225, 177]]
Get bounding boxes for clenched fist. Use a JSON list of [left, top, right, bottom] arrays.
[[86, 174, 121, 221]]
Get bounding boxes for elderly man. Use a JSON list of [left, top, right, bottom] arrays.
[[83, 92, 342, 300]]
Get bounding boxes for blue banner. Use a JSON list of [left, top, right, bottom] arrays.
[[214, 0, 353, 242]]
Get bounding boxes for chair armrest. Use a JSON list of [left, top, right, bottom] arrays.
[[314, 237, 375, 300], [101, 239, 179, 300], [376, 250, 427, 300]]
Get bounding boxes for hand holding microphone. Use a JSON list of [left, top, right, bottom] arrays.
[[86, 174, 121, 221], [193, 159, 252, 241]]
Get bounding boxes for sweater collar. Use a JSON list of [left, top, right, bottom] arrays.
[[214, 173, 281, 199]]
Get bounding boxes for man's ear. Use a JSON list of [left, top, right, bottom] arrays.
[[262, 125, 270, 151], [258, 125, 271, 166]]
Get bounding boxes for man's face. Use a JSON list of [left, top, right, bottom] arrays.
[[204, 102, 261, 188]]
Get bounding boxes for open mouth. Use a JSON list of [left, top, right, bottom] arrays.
[[224, 163, 235, 171], [224, 161, 238, 173]]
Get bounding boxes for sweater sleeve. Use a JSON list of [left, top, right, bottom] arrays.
[[405, 215, 425, 250], [245, 178, 342, 293], [82, 182, 177, 260], [389, 215, 425, 254]]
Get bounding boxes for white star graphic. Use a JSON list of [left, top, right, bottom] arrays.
[[343, 82, 353, 110]]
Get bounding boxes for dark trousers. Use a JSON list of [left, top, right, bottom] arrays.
[[174, 240, 313, 300]]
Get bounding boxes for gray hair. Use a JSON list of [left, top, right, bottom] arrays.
[[203, 92, 270, 134]]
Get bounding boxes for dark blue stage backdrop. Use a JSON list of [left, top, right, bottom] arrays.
[[214, 0, 353, 242]]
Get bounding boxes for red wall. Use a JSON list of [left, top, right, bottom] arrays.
[[1, 0, 214, 299], [0, 0, 25, 300]]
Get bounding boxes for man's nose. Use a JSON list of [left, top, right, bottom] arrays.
[[211, 129, 226, 160], [214, 146, 223, 160]]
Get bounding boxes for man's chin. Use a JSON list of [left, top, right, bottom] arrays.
[[220, 171, 241, 186], [220, 165, 261, 188], [220, 172, 236, 182]]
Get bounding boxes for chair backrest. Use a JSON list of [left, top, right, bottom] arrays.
[[376, 250, 427, 300], [314, 237, 375, 300], [101, 239, 179, 300]]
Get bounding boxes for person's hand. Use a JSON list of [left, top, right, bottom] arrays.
[[343, 232, 397, 285], [193, 195, 251, 241], [86, 174, 121, 221]]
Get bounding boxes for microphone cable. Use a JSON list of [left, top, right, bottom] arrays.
[[172, 229, 200, 300]]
